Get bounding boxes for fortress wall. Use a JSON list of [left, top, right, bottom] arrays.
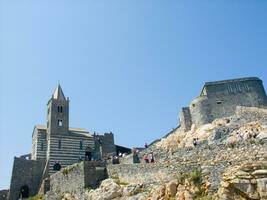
[[94, 133, 116, 159], [107, 140, 267, 193], [189, 96, 211, 126], [45, 161, 107, 199], [49, 162, 85, 199], [204, 78, 267, 97], [186, 78, 267, 127], [101, 133, 116, 157], [8, 157, 45, 200], [180, 107, 192, 131], [107, 163, 198, 183], [206, 91, 266, 121], [236, 106, 267, 122]]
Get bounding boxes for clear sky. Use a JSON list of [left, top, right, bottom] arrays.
[[1, 0, 267, 190]]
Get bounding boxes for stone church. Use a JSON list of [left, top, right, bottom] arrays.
[[7, 85, 120, 200]]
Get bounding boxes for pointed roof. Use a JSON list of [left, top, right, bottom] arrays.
[[53, 84, 66, 100]]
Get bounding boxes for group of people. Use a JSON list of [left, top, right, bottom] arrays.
[[193, 138, 200, 147], [143, 152, 155, 163]]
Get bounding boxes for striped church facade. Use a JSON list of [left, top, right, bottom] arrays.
[[32, 125, 95, 175], [31, 84, 103, 175]]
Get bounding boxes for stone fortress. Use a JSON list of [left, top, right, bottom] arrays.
[[180, 77, 267, 131], [6, 85, 130, 200]]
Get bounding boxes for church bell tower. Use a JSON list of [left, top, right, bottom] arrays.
[[46, 84, 69, 135]]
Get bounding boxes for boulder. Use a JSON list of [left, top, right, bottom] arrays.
[[165, 180, 178, 197]]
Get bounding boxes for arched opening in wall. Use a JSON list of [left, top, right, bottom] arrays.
[[85, 147, 93, 161], [20, 185, 29, 198], [53, 162, 61, 171]]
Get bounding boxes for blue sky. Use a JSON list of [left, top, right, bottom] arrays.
[[1, 0, 267, 189]]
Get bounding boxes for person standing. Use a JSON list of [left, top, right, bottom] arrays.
[[143, 154, 149, 163], [149, 152, 155, 163], [145, 143, 148, 148]]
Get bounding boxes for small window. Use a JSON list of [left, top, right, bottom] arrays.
[[192, 104, 195, 107], [217, 101, 222, 105], [80, 141, 83, 150], [58, 120, 63, 126], [58, 140, 61, 149], [57, 106, 60, 113]]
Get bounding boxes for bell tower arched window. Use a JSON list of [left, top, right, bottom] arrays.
[[57, 106, 63, 113]]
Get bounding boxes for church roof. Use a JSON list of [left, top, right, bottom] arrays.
[[34, 125, 93, 137], [53, 84, 66, 100]]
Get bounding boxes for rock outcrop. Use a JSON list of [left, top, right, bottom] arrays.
[[156, 106, 267, 151], [216, 162, 267, 200]]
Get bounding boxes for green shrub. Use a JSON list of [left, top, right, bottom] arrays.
[[195, 195, 213, 200], [190, 170, 202, 185], [85, 186, 92, 192], [28, 194, 43, 200], [131, 187, 145, 195], [119, 181, 129, 186], [177, 169, 202, 185], [176, 172, 190, 184], [62, 166, 75, 176], [228, 142, 236, 149]]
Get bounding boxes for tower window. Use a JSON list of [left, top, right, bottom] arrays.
[[58, 106, 63, 113], [58, 140, 61, 149], [58, 120, 63, 127], [217, 101, 222, 105], [80, 141, 83, 150]]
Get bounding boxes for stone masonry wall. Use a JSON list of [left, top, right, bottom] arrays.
[[110, 140, 267, 194], [107, 163, 200, 185], [8, 157, 46, 200], [180, 78, 267, 129], [44, 161, 107, 199], [48, 162, 85, 199], [180, 107, 192, 131]]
